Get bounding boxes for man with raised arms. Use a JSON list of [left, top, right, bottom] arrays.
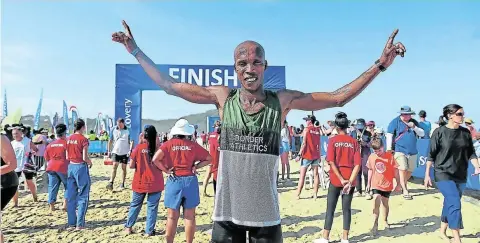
[[112, 21, 406, 242]]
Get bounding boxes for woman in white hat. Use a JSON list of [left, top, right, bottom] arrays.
[[152, 118, 212, 243]]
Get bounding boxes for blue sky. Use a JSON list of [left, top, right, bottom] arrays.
[[1, 1, 479, 129]]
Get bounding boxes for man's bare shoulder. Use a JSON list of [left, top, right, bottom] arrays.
[[206, 86, 231, 107]]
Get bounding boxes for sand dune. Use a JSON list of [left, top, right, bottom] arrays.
[[2, 159, 479, 243]]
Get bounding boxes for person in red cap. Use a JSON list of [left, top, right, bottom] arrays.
[[296, 115, 321, 199]]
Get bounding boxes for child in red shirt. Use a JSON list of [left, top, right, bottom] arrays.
[[152, 119, 211, 243], [315, 112, 361, 243], [366, 137, 400, 235], [44, 124, 69, 211], [125, 125, 164, 236]]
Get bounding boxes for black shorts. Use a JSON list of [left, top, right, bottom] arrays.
[[213, 179, 217, 194], [211, 221, 283, 243], [112, 154, 129, 164], [372, 189, 391, 198], [16, 171, 36, 180], [1, 186, 18, 210]]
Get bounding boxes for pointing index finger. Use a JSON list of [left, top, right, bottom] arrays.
[[385, 29, 399, 49], [122, 20, 133, 37]]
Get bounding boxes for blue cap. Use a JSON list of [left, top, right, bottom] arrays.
[[144, 124, 152, 130]]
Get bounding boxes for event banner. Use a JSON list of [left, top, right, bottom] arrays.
[[317, 136, 480, 191], [115, 64, 286, 145]]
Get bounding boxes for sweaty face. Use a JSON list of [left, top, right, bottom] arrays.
[[234, 42, 266, 92]]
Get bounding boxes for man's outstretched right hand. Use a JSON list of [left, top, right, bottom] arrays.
[[112, 20, 138, 54]]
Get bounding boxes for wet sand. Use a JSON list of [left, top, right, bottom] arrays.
[[2, 159, 479, 243]]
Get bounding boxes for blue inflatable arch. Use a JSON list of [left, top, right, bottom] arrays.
[[115, 64, 286, 144]]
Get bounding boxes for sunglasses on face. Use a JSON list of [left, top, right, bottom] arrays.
[[455, 112, 464, 117]]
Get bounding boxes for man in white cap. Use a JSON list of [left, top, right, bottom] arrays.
[[113, 21, 406, 242]]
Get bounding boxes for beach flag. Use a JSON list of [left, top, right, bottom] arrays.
[[1, 108, 22, 127], [62, 100, 69, 132], [52, 112, 59, 133], [33, 89, 44, 130], [70, 106, 78, 124], [2, 89, 7, 117]]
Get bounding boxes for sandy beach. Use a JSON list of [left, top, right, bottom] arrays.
[[2, 158, 479, 243]]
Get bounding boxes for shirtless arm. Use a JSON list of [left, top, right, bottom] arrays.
[[278, 29, 406, 116], [112, 21, 230, 108]]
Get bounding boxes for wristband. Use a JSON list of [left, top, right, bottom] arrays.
[[375, 59, 387, 72], [130, 47, 140, 57]]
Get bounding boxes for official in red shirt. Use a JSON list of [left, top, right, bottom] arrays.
[[153, 119, 211, 243], [296, 115, 321, 199], [66, 119, 92, 230], [209, 127, 221, 193], [44, 124, 69, 211], [125, 125, 164, 236], [202, 126, 221, 197], [315, 112, 361, 243]]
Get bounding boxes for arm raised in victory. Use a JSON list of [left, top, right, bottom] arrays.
[[279, 29, 406, 113], [112, 21, 229, 106]]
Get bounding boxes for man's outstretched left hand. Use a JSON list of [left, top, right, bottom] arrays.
[[378, 29, 406, 68]]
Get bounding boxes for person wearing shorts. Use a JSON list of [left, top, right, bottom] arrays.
[[1, 135, 20, 243], [279, 121, 291, 182], [152, 119, 212, 243], [386, 106, 424, 200], [296, 115, 321, 199], [366, 137, 400, 235], [107, 118, 133, 190], [11, 126, 38, 206]]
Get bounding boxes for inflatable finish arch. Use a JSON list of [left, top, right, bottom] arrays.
[[115, 64, 286, 144]]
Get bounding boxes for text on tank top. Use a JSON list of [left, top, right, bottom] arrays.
[[213, 89, 282, 227]]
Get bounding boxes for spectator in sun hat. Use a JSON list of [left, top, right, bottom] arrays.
[[464, 118, 476, 139], [152, 118, 212, 242], [418, 110, 431, 139], [386, 105, 425, 200]]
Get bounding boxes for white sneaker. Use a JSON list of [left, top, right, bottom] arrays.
[[340, 239, 349, 243], [312, 238, 329, 243]]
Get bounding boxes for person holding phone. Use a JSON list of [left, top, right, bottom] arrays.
[[314, 112, 361, 243]]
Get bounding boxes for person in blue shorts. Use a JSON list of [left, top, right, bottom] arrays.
[[152, 119, 212, 243], [279, 120, 291, 182]]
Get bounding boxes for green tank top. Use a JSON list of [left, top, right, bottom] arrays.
[[220, 89, 282, 155], [213, 89, 282, 227]]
